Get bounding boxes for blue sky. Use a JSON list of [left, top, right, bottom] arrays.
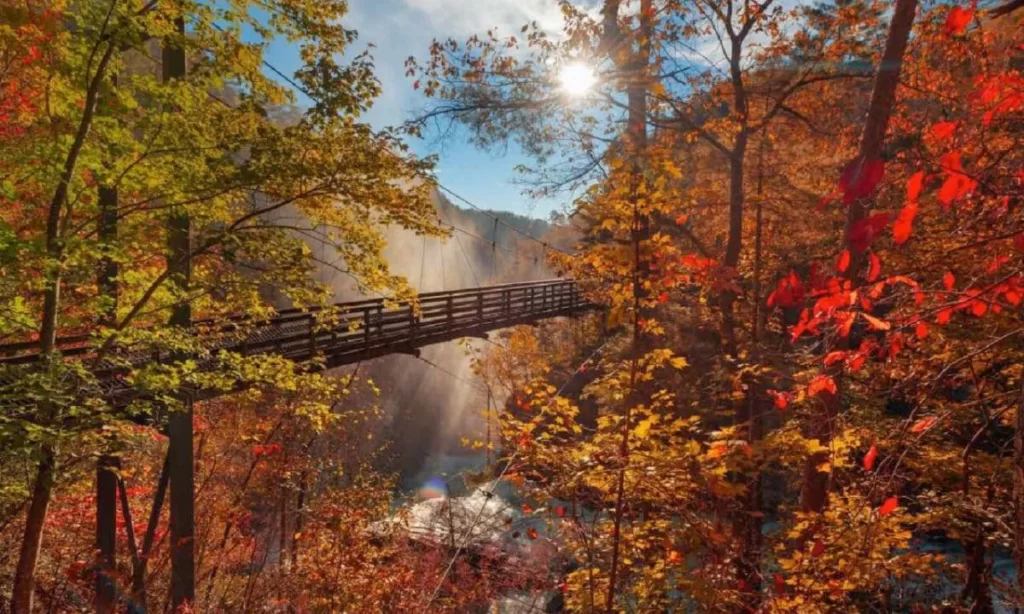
[[259, 0, 570, 220]]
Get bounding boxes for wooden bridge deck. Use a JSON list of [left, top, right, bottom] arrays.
[[0, 279, 595, 405]]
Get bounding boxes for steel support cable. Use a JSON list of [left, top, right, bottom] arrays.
[[423, 339, 609, 610]]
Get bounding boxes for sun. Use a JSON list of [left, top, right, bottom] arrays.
[[558, 62, 596, 96]]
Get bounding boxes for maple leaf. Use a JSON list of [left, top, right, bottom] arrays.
[[906, 171, 926, 202], [811, 539, 825, 557], [911, 416, 938, 433], [849, 213, 891, 252], [768, 389, 789, 410], [893, 202, 918, 245], [930, 121, 958, 140], [879, 497, 899, 516], [861, 312, 890, 331], [863, 445, 878, 471], [837, 250, 850, 273], [867, 253, 882, 282], [839, 157, 886, 205], [824, 351, 847, 367], [807, 374, 837, 397], [944, 4, 975, 36]]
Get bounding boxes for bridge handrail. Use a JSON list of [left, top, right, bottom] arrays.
[[0, 279, 583, 362]]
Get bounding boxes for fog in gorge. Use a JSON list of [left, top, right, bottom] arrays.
[[283, 191, 556, 490]]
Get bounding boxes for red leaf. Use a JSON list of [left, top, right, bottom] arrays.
[[911, 416, 938, 433], [774, 573, 786, 594], [937, 308, 953, 325], [1013, 233, 1024, 253], [811, 539, 825, 557], [769, 389, 789, 410], [943, 271, 956, 291], [970, 299, 987, 317], [945, 4, 975, 36], [657, 292, 669, 303], [915, 321, 928, 339], [526, 527, 539, 540], [522, 502, 535, 514], [907, 170, 926, 201], [824, 351, 847, 367], [863, 445, 878, 471], [807, 374, 837, 397], [555, 505, 566, 518], [930, 121, 958, 141], [839, 157, 886, 205], [893, 201, 918, 245], [867, 253, 882, 282], [837, 250, 851, 273], [849, 213, 891, 252], [879, 497, 899, 517]]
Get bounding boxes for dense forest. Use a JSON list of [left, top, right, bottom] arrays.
[[1, 0, 1023, 612]]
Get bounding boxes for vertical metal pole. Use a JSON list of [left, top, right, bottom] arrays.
[[163, 15, 195, 611]]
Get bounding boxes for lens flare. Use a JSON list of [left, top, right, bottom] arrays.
[[559, 62, 596, 96], [417, 476, 447, 500]]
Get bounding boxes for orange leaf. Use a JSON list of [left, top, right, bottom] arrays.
[[657, 292, 669, 303], [807, 374, 837, 397], [911, 415, 938, 433], [526, 527, 539, 540], [675, 214, 688, 225], [879, 497, 899, 516], [837, 250, 851, 273], [522, 502, 535, 514], [867, 253, 882, 282], [861, 312, 890, 331], [707, 443, 729, 459], [943, 271, 955, 291], [893, 201, 918, 245], [863, 445, 878, 471], [824, 351, 847, 367], [915, 321, 928, 339]]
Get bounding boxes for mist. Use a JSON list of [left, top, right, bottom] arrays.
[[290, 191, 554, 488]]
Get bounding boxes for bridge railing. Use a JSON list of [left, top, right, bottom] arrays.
[[0, 279, 590, 367]]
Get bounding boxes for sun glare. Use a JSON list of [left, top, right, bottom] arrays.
[[559, 62, 596, 96]]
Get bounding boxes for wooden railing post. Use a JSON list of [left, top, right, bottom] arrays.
[[308, 313, 317, 357]]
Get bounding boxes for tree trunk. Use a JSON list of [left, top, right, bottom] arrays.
[[11, 37, 117, 614], [96, 456, 119, 613], [1013, 382, 1024, 608], [131, 453, 169, 611], [801, 0, 918, 514], [603, 0, 651, 610], [162, 17, 195, 612]]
